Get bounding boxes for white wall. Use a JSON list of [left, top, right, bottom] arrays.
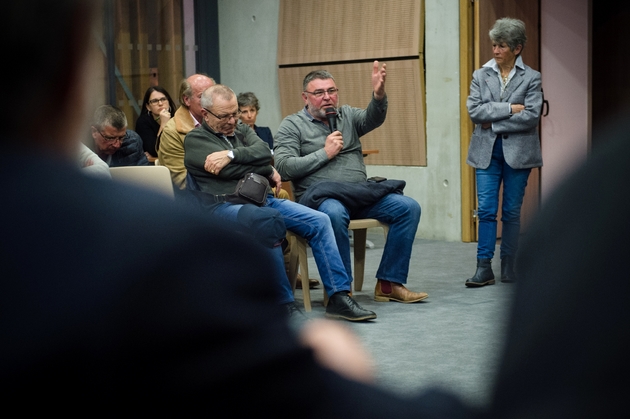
[[219, 0, 463, 241], [218, 0, 282, 134]]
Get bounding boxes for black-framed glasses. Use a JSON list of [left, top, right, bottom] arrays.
[[98, 130, 128, 144], [204, 108, 242, 121], [303, 88, 339, 98], [148, 97, 168, 105]]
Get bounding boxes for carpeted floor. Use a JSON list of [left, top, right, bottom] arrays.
[[294, 230, 515, 406]]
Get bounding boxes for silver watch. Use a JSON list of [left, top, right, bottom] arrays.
[[227, 150, 234, 160]]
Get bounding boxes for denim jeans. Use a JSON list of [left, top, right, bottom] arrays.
[[209, 202, 294, 305], [476, 138, 531, 260], [317, 193, 421, 285], [266, 196, 352, 297]]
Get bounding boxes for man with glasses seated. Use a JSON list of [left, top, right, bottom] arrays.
[[90, 105, 148, 167], [184, 84, 377, 322], [274, 62, 428, 304]]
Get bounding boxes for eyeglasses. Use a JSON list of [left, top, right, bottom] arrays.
[[204, 108, 242, 121], [98, 130, 128, 144], [303, 88, 339, 98], [148, 97, 168, 105]]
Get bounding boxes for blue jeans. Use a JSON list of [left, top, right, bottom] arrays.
[[476, 138, 531, 260], [317, 193, 421, 285], [209, 202, 294, 305], [266, 196, 352, 297]]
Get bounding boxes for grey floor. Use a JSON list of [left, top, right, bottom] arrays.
[[294, 230, 515, 407]]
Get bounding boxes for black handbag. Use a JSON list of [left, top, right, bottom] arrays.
[[225, 173, 270, 206]]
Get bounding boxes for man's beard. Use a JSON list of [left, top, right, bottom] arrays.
[[307, 103, 331, 120]]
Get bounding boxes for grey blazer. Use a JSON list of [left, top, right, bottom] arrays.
[[466, 62, 543, 169]]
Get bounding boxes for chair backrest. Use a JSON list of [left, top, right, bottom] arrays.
[[109, 165, 175, 199]]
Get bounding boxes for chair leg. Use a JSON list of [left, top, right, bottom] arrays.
[[297, 238, 312, 312], [284, 234, 299, 292], [352, 228, 368, 291]]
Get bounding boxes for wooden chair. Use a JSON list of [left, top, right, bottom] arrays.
[[109, 165, 175, 199], [284, 233, 300, 291], [291, 218, 389, 312]]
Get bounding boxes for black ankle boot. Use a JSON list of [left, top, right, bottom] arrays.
[[465, 258, 496, 287], [501, 256, 517, 283]]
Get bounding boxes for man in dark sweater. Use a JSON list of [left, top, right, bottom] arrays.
[[90, 105, 149, 167]]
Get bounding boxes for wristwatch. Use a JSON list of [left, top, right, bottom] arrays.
[[227, 150, 234, 160]]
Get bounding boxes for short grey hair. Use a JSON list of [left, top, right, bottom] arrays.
[[489, 17, 527, 54], [237, 92, 260, 111], [201, 84, 236, 110], [93, 105, 127, 130], [302, 70, 335, 92]]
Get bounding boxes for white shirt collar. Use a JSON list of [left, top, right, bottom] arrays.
[[189, 110, 201, 127], [483, 55, 525, 73]]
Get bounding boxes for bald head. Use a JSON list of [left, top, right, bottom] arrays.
[[181, 74, 215, 123]]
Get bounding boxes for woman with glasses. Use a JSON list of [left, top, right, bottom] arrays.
[[135, 86, 178, 164]]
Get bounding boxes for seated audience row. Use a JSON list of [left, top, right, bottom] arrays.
[[155, 64, 428, 322], [183, 84, 379, 322]]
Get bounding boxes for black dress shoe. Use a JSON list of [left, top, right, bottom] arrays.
[[325, 292, 377, 322], [283, 302, 308, 329]]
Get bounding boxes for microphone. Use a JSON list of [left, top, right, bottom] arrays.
[[325, 107, 337, 133]]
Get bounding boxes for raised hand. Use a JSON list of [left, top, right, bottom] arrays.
[[372, 60, 387, 100]]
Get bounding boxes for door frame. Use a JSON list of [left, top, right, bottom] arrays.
[[460, 0, 476, 242]]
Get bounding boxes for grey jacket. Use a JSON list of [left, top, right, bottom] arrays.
[[466, 61, 543, 169]]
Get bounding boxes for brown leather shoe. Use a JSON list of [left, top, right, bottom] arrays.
[[374, 280, 428, 303], [295, 273, 320, 289]]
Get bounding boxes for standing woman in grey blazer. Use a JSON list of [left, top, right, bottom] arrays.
[[465, 17, 543, 287]]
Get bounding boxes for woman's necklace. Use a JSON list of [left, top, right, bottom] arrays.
[[500, 68, 512, 100]]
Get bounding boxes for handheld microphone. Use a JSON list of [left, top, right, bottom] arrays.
[[324, 107, 337, 133]]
